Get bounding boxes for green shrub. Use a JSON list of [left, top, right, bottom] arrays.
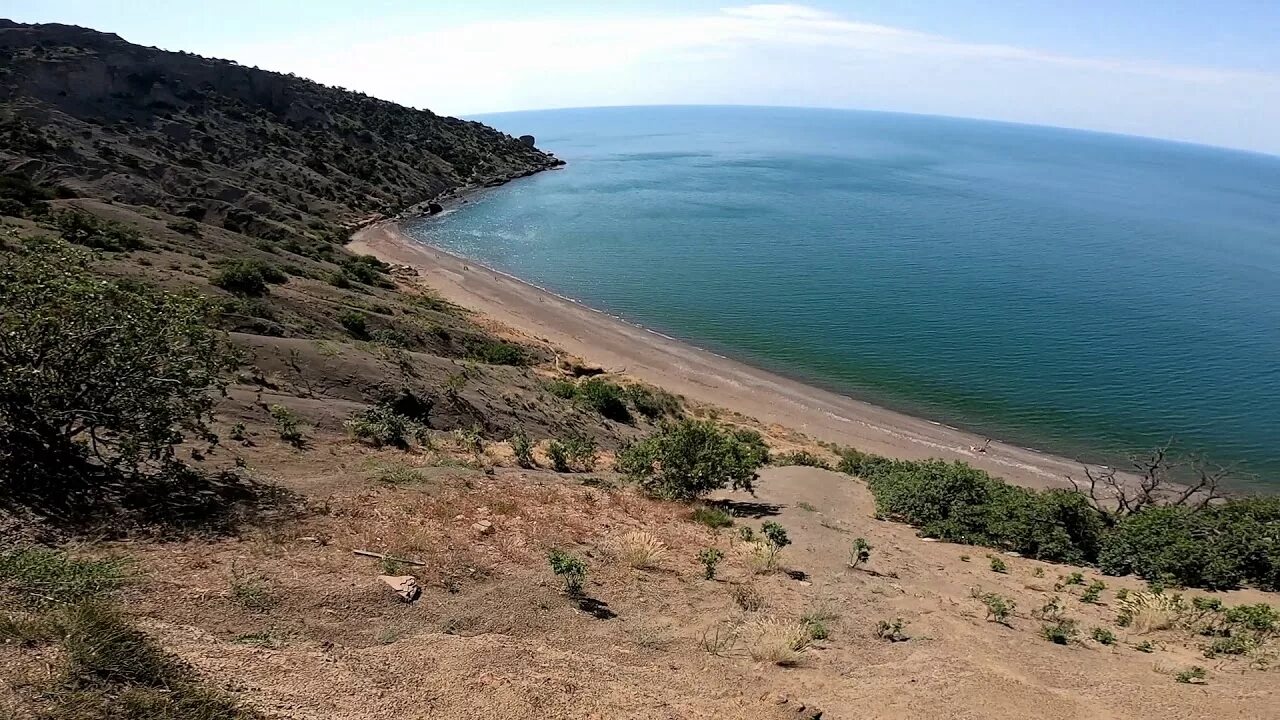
[[624, 384, 682, 419], [547, 379, 578, 399], [1091, 627, 1117, 645], [855, 455, 1105, 564], [1174, 666, 1207, 684], [1099, 498, 1280, 591], [981, 592, 1015, 624], [166, 218, 201, 236], [338, 309, 368, 338], [268, 405, 305, 447], [0, 239, 235, 491], [772, 450, 831, 469], [210, 259, 285, 296], [510, 429, 535, 468], [547, 549, 586, 596], [989, 556, 1008, 574], [1224, 603, 1278, 634], [1134, 640, 1155, 653], [875, 618, 909, 642], [52, 210, 146, 251], [345, 405, 421, 448], [841, 538, 871, 572], [543, 434, 596, 473], [341, 254, 393, 287], [698, 547, 724, 580], [576, 378, 631, 423], [761, 521, 790, 549], [464, 338, 527, 366], [616, 419, 766, 500], [690, 505, 734, 529], [1041, 618, 1079, 645], [1080, 580, 1106, 604]]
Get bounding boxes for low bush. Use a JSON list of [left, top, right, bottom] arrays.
[[1091, 627, 1117, 645], [547, 549, 587, 596], [268, 405, 305, 447], [576, 378, 631, 423], [729, 583, 764, 611], [989, 555, 1008, 574], [464, 338, 527, 366], [547, 433, 596, 472], [211, 259, 286, 296], [613, 531, 666, 570], [690, 505, 734, 529], [345, 405, 422, 448], [52, 210, 146, 251], [772, 450, 831, 469], [338, 309, 369, 338], [617, 419, 766, 500], [625, 384, 682, 419], [980, 591, 1015, 624], [510, 429, 535, 468], [748, 618, 811, 665], [875, 618, 909, 642], [1041, 618, 1079, 645], [836, 447, 1280, 592], [698, 547, 724, 579], [849, 537, 872, 570]]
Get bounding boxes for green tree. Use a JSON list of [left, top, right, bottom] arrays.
[[616, 419, 766, 500], [0, 238, 237, 492]]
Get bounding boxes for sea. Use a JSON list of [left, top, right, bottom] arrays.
[[404, 105, 1280, 487]]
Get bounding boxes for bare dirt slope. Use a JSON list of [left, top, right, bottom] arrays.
[[76, 441, 1276, 720]]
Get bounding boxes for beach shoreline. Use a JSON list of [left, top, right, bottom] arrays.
[[348, 218, 1112, 490]]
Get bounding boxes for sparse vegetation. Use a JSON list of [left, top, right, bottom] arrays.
[[729, 583, 765, 611], [229, 567, 276, 611], [849, 537, 872, 570], [772, 450, 831, 469], [748, 617, 811, 665], [980, 592, 1015, 625], [269, 404, 305, 447], [1091, 627, 1117, 645], [1174, 666, 1207, 684], [547, 432, 596, 472], [1080, 579, 1106, 604], [0, 547, 130, 608], [617, 418, 766, 500], [547, 549, 587, 596], [989, 555, 1008, 574], [614, 531, 667, 570], [801, 603, 838, 641], [345, 404, 423, 448], [698, 547, 725, 579], [52, 209, 146, 251], [1041, 618, 1079, 645], [510, 429, 535, 467], [211, 258, 286, 296], [691, 505, 734, 529], [875, 618, 909, 642], [624, 383, 682, 419]]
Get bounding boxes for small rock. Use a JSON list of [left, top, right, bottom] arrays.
[[378, 575, 421, 603], [472, 519, 494, 536]]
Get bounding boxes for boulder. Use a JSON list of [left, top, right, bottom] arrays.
[[518, 134, 536, 148], [426, 201, 443, 214]]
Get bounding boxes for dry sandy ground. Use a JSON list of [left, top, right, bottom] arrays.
[[350, 222, 1109, 489], [110, 457, 1279, 720]]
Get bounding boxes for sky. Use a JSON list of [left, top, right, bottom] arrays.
[[6, 1, 1280, 154]]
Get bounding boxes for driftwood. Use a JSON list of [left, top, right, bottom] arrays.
[[352, 549, 427, 567]]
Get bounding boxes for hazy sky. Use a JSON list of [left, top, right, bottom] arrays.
[[7, 1, 1280, 154]]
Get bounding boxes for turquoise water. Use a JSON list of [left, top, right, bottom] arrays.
[[405, 106, 1280, 484]]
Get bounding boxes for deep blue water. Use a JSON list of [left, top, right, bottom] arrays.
[[405, 106, 1280, 485]]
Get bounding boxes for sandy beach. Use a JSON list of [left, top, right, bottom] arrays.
[[350, 220, 1101, 489]]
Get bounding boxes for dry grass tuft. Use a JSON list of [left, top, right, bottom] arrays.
[[612, 530, 667, 569], [1118, 591, 1185, 634], [742, 540, 781, 574], [729, 583, 765, 612], [747, 617, 811, 666]]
